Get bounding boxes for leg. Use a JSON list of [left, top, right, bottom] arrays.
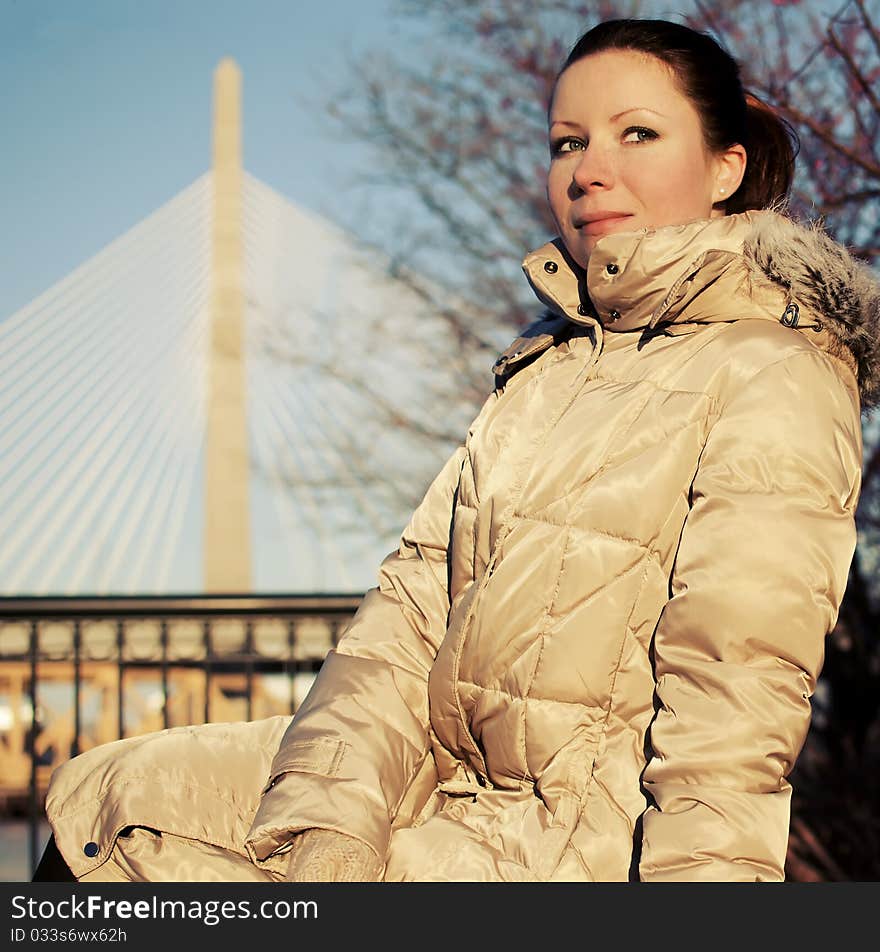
[[32, 834, 76, 882]]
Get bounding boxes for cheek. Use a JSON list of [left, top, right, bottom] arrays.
[[632, 155, 714, 222], [547, 163, 584, 223], [547, 165, 562, 195], [546, 170, 568, 223]]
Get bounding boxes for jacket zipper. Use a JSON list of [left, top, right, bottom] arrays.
[[447, 318, 605, 783]]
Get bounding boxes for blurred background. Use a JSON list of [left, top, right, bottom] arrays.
[[1, 0, 878, 882]]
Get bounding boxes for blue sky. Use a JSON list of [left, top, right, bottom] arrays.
[[1, 0, 413, 319]]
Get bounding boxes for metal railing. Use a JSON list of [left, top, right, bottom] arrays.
[[0, 594, 363, 878]]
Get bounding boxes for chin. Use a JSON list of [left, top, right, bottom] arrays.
[[560, 235, 589, 269], [577, 242, 597, 269], [570, 226, 633, 267]]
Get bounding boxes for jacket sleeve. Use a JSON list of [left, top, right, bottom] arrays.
[[245, 441, 469, 868], [639, 349, 863, 882]]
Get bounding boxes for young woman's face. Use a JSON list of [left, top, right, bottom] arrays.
[[547, 49, 736, 268]]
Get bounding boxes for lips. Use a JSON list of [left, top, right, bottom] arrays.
[[574, 212, 634, 233]]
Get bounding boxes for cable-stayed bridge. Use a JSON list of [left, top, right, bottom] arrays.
[[0, 61, 463, 597], [0, 61, 486, 874]]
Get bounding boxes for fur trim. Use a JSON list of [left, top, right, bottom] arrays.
[[744, 212, 880, 410]]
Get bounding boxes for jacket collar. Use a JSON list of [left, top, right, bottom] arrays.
[[499, 210, 880, 409], [521, 211, 811, 332]]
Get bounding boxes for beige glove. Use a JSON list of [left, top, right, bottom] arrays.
[[285, 828, 383, 882]]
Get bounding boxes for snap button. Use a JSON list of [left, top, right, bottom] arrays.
[[543, 260, 558, 274], [577, 304, 587, 316], [83, 842, 99, 858], [609, 310, 621, 321], [605, 263, 619, 274]]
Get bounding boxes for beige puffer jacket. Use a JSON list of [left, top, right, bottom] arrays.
[[46, 210, 880, 882]]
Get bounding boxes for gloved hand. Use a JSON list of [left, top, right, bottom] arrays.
[[284, 828, 383, 882]]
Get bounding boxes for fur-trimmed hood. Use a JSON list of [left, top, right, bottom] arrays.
[[512, 210, 880, 410]]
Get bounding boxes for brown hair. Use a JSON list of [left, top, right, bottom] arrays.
[[557, 19, 799, 212]]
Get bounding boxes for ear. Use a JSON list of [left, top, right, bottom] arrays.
[[712, 143, 747, 207]]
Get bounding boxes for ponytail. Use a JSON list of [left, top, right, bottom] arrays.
[[728, 93, 799, 213]]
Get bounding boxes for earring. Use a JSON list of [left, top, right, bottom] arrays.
[[719, 187, 726, 195]]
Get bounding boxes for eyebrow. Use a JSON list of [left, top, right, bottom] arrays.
[[611, 106, 667, 121], [549, 106, 668, 128]]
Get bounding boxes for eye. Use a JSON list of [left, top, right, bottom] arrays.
[[550, 136, 586, 156], [622, 126, 658, 144]]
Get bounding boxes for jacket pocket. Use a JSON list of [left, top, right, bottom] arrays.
[[262, 738, 348, 793]]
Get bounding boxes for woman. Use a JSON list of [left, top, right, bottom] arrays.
[[41, 18, 880, 882]]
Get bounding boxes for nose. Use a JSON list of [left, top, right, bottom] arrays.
[[571, 144, 615, 194]]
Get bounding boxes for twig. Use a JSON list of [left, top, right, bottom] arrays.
[[854, 0, 880, 61], [782, 103, 880, 178], [827, 26, 880, 116]]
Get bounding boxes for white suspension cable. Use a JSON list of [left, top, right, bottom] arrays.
[[0, 260, 212, 555], [0, 188, 210, 428], [3, 274, 210, 591], [250, 366, 356, 591], [0, 174, 210, 351], [103, 308, 209, 592], [48, 279, 210, 593], [153, 336, 208, 593]]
